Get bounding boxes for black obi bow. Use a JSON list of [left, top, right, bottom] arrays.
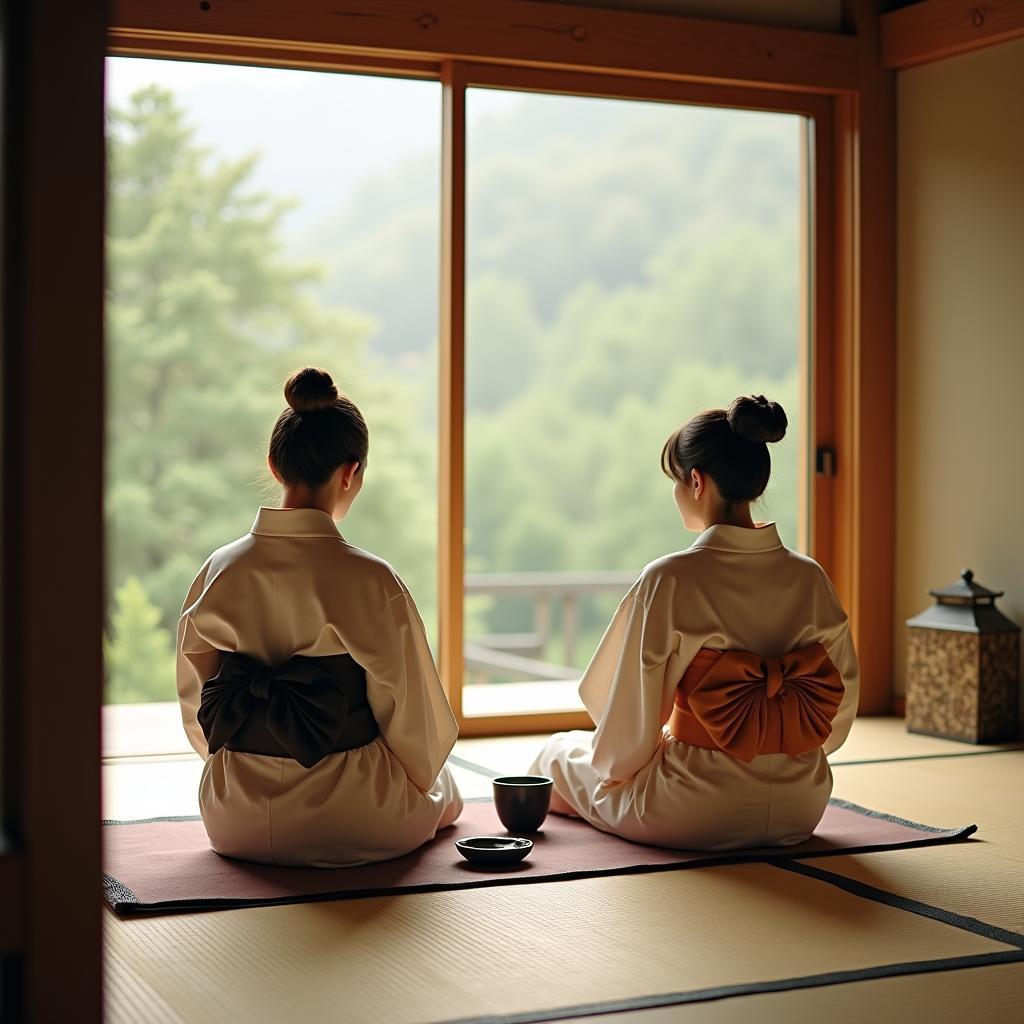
[[198, 652, 379, 769]]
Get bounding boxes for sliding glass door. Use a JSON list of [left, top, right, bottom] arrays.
[[460, 86, 808, 725], [103, 59, 441, 752], [104, 55, 820, 743]]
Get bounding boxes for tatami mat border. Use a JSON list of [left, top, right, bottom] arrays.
[[831, 748, 1024, 767], [104, 815, 202, 825], [453, 747, 1024, 778], [449, 753, 503, 778], [439, 951, 1024, 1024], [774, 860, 1024, 949]]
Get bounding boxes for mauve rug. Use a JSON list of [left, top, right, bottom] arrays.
[[103, 797, 976, 916]]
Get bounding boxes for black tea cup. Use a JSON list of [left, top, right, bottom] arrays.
[[492, 775, 553, 833]]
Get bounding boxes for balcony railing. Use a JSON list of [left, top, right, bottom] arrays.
[[464, 570, 635, 684], [102, 570, 638, 745]]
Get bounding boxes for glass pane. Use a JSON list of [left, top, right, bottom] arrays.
[[103, 60, 440, 730], [463, 89, 806, 716]]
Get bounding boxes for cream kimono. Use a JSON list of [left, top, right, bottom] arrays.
[[177, 507, 463, 867], [531, 523, 859, 850]]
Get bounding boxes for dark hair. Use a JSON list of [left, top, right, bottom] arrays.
[[661, 395, 787, 504], [268, 367, 368, 488]]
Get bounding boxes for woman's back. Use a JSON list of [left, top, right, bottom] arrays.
[[188, 507, 414, 665], [640, 526, 847, 657], [579, 522, 857, 790], [532, 394, 859, 851]]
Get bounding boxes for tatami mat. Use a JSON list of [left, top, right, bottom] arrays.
[[809, 835, 1024, 938], [830, 718, 1021, 764], [105, 941, 185, 1024], [103, 759, 203, 820], [831, 750, 1024, 832], [104, 861, 1014, 1024], [821, 751, 1024, 941], [454, 734, 550, 777], [555, 961, 1024, 1024], [105, 720, 1024, 1024], [453, 718, 1022, 779]]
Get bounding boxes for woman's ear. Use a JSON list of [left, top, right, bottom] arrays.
[[340, 461, 360, 492], [691, 468, 705, 502], [267, 457, 283, 484]]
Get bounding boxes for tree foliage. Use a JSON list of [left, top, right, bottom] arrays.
[[106, 88, 438, 702], [105, 577, 176, 704]]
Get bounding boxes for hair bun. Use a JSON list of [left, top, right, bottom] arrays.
[[284, 366, 339, 414], [727, 394, 788, 444]]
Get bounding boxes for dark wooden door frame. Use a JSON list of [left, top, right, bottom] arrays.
[[1, 2, 108, 1020]]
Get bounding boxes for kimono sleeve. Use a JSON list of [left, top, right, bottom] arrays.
[[345, 588, 458, 791], [176, 560, 219, 759], [818, 575, 860, 755], [579, 575, 693, 784]]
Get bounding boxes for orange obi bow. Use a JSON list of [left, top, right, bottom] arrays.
[[667, 643, 843, 762]]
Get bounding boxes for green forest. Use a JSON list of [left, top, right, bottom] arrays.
[[105, 82, 801, 704]]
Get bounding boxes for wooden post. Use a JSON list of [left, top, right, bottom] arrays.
[[0, 1, 107, 1019], [438, 60, 466, 719], [534, 593, 552, 657], [833, 1, 897, 713], [811, 99, 838, 578], [797, 119, 812, 554]]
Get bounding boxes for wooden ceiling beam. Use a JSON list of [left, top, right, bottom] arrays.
[[110, 0, 861, 93], [882, 0, 1024, 69]]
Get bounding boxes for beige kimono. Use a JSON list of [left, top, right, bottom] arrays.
[[531, 522, 859, 850], [177, 507, 463, 867]]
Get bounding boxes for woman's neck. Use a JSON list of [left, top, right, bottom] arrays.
[[280, 482, 337, 517], [703, 501, 756, 530]]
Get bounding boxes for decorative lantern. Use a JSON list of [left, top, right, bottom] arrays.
[[906, 569, 1020, 743]]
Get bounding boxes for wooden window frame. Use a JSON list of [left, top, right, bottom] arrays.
[[2, 2, 107, 1020], [105, 0, 895, 737], [444, 66, 832, 735]]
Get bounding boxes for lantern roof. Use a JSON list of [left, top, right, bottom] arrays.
[[929, 568, 1002, 603], [907, 568, 1019, 634]]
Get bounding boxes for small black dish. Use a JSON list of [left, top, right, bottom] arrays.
[[455, 836, 534, 867], [493, 775, 553, 833]]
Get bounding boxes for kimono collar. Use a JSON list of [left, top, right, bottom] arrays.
[[688, 521, 783, 554], [250, 507, 343, 540]]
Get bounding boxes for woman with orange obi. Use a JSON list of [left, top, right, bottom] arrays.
[[530, 395, 859, 850]]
